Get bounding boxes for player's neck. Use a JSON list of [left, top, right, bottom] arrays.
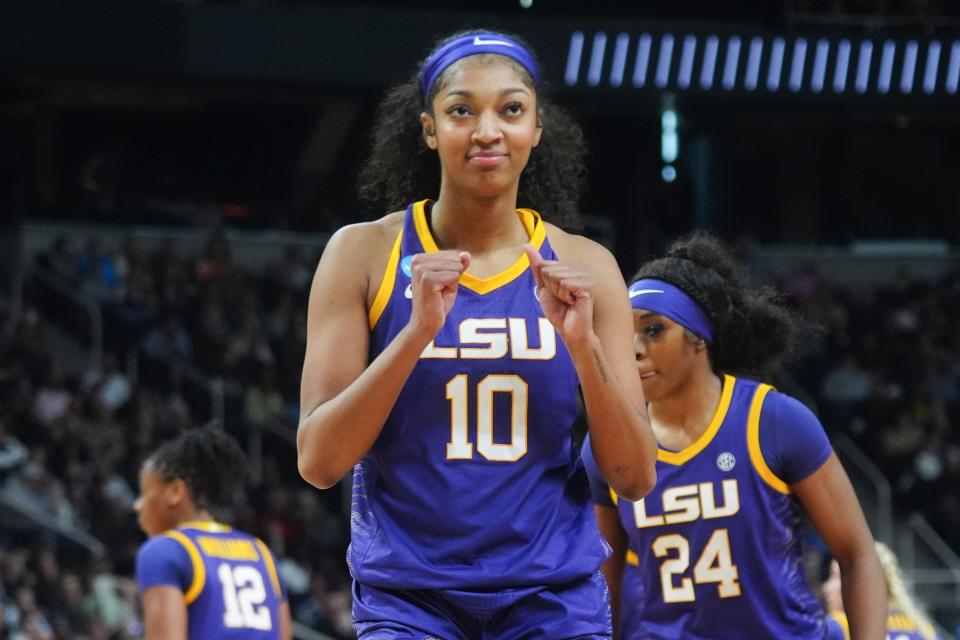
[[430, 188, 526, 255], [649, 367, 723, 445], [175, 509, 216, 528]]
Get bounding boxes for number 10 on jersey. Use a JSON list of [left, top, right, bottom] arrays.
[[445, 374, 528, 462]]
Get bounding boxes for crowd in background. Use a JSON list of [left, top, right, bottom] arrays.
[[0, 233, 958, 638], [782, 264, 960, 553], [0, 236, 351, 639]]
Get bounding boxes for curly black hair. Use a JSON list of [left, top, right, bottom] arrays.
[[147, 427, 248, 514], [357, 29, 586, 227], [632, 232, 798, 377]]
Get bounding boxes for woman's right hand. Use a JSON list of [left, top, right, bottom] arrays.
[[408, 250, 471, 336]]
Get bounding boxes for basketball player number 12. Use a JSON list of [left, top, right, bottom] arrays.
[[445, 374, 528, 462]]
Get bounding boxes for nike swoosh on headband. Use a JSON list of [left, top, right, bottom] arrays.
[[473, 36, 514, 46], [629, 288, 665, 298]]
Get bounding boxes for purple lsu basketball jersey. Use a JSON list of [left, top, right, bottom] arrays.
[[135, 522, 286, 639], [605, 375, 830, 639], [349, 200, 608, 590]]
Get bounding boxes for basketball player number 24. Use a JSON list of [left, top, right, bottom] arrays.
[[653, 529, 741, 603], [445, 374, 527, 462]]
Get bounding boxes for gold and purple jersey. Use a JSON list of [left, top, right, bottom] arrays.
[[350, 200, 608, 590], [135, 521, 286, 639], [585, 375, 835, 639]]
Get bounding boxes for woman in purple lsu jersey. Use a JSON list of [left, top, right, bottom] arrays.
[[134, 427, 292, 640], [582, 233, 886, 639], [297, 29, 657, 639]]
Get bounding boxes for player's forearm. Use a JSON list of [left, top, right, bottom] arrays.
[[568, 334, 657, 501], [297, 322, 433, 489], [840, 546, 887, 640]]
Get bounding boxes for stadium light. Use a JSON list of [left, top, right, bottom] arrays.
[[610, 33, 630, 87], [564, 31, 584, 86], [633, 33, 652, 88], [587, 32, 608, 87]]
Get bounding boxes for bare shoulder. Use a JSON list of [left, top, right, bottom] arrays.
[[324, 211, 404, 260], [311, 210, 405, 305], [545, 223, 620, 275]]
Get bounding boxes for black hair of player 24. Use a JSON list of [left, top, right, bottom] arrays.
[[146, 427, 248, 513], [632, 232, 798, 378], [357, 28, 586, 228]]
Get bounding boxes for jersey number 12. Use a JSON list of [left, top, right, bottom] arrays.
[[219, 564, 272, 630]]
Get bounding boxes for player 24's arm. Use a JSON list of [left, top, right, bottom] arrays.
[[297, 219, 440, 489], [794, 453, 887, 640], [549, 231, 658, 501]]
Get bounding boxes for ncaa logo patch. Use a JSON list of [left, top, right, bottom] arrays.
[[716, 452, 736, 472], [400, 255, 413, 278]]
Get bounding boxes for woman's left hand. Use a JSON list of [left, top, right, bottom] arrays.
[[524, 244, 595, 347]]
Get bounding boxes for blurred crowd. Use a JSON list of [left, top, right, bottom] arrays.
[[1, 233, 958, 638], [782, 264, 960, 552], [0, 235, 352, 639]]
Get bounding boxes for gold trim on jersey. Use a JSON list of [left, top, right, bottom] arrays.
[[626, 549, 640, 566], [828, 612, 851, 640], [254, 538, 283, 600], [197, 537, 258, 561], [412, 199, 547, 295], [369, 230, 403, 330], [746, 383, 791, 494], [164, 530, 206, 605], [656, 374, 736, 466]]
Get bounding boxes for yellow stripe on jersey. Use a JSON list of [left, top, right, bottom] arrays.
[[368, 230, 403, 329], [657, 374, 735, 466], [609, 487, 619, 506], [254, 538, 283, 600], [164, 530, 207, 605], [413, 199, 439, 252], [412, 200, 548, 295], [197, 537, 259, 561], [746, 383, 791, 494], [829, 612, 851, 640], [626, 549, 640, 566]]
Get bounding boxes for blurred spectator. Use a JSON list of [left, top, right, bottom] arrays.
[[33, 237, 76, 287], [81, 352, 132, 414], [819, 354, 873, 425], [244, 366, 284, 428], [194, 235, 233, 283], [76, 240, 120, 304], [142, 314, 192, 362], [0, 414, 28, 479], [30, 360, 73, 430]]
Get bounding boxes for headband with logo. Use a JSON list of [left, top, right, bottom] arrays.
[[419, 32, 540, 99], [629, 278, 715, 343]]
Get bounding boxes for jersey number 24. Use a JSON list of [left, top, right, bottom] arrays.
[[653, 529, 741, 603]]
